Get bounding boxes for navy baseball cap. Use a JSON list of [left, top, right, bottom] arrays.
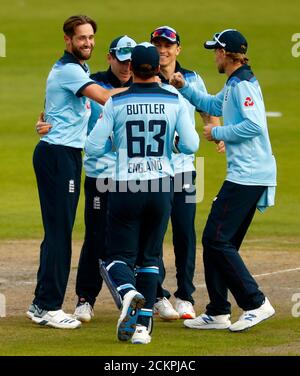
[[131, 42, 160, 70], [109, 35, 137, 61], [150, 26, 180, 45], [204, 29, 248, 53]]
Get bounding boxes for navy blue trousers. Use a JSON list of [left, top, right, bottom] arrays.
[[106, 178, 173, 317], [33, 141, 82, 311], [75, 176, 110, 306], [202, 180, 266, 315], [157, 171, 196, 304]]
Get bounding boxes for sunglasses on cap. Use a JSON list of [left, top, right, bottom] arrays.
[[213, 29, 237, 48], [109, 46, 134, 55], [151, 28, 177, 42]]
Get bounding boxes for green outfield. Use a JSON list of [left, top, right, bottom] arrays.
[[0, 314, 299, 356], [0, 0, 299, 356]]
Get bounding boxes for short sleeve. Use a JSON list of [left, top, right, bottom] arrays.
[[59, 63, 95, 97]]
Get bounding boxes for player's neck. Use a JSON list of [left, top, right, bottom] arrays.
[[66, 48, 85, 66], [133, 77, 157, 84], [225, 62, 243, 77], [160, 60, 177, 82]]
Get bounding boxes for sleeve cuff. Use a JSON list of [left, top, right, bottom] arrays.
[[76, 81, 95, 97], [211, 126, 221, 141]]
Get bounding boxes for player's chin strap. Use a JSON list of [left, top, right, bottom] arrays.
[[99, 259, 123, 309]]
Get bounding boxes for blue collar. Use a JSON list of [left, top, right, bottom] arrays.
[[59, 51, 89, 73], [227, 64, 254, 83]]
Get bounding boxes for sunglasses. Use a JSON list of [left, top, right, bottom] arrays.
[[110, 46, 134, 55], [213, 29, 237, 48], [151, 28, 177, 42]]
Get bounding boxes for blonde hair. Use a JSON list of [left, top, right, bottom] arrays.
[[225, 52, 249, 65]]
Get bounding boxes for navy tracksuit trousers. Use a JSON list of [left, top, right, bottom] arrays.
[[157, 171, 196, 304], [202, 180, 266, 316], [33, 141, 82, 311], [75, 176, 109, 306]]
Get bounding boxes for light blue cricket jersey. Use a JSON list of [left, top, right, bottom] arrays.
[[83, 69, 132, 179], [85, 82, 199, 181], [42, 51, 94, 149], [179, 65, 277, 187], [159, 62, 207, 174]]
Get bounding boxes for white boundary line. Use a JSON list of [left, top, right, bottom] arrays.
[[253, 267, 300, 278], [195, 267, 300, 288]]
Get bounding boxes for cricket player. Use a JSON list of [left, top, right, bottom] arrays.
[[28, 15, 126, 329], [171, 29, 276, 332], [74, 35, 136, 322], [150, 26, 221, 320], [85, 42, 199, 344], [34, 36, 137, 322]]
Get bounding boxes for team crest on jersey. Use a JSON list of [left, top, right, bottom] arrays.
[[244, 97, 254, 107], [86, 101, 91, 110]]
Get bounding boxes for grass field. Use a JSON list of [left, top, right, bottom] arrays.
[[0, 0, 299, 357]]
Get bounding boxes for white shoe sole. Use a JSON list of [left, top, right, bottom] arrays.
[[132, 337, 151, 344], [26, 311, 34, 319], [74, 314, 92, 323], [184, 320, 231, 330], [159, 314, 179, 320], [32, 315, 81, 329]]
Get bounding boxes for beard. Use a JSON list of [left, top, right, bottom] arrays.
[[71, 44, 93, 61], [217, 63, 225, 73]]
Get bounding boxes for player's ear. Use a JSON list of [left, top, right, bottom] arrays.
[[107, 53, 113, 65], [64, 34, 71, 45], [176, 44, 181, 56]]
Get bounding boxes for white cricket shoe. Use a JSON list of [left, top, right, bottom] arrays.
[[74, 302, 94, 322], [153, 298, 179, 320], [229, 297, 275, 332], [26, 303, 38, 319], [175, 298, 196, 319], [184, 313, 231, 329], [131, 325, 151, 344], [32, 309, 81, 329], [117, 290, 145, 341]]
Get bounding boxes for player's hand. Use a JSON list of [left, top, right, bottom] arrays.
[[215, 140, 226, 153], [170, 72, 185, 89], [203, 124, 216, 141], [36, 112, 52, 135]]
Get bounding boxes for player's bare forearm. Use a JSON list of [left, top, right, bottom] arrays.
[[200, 112, 220, 127], [82, 84, 128, 105]]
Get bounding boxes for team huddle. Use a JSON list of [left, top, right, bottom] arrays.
[[27, 15, 277, 345]]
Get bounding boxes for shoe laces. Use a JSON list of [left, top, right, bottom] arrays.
[[159, 297, 173, 309], [177, 300, 193, 310], [77, 302, 92, 312]]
